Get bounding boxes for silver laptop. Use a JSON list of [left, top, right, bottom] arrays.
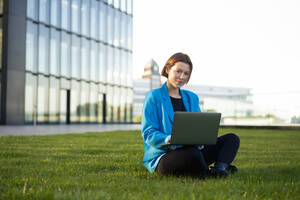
[[163, 112, 221, 146]]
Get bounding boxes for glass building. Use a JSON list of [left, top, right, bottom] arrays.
[[0, 0, 133, 125]]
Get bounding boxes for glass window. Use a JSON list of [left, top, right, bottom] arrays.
[[121, 0, 126, 12], [71, 35, 81, 79], [59, 89, 67, 123], [106, 46, 114, 84], [81, 0, 90, 37], [107, 6, 114, 45], [27, 0, 38, 20], [37, 75, 49, 123], [26, 21, 38, 72], [80, 81, 90, 122], [113, 48, 120, 85], [99, 2, 107, 42], [127, 0, 132, 15], [108, 0, 113, 6], [90, 41, 98, 82], [39, 0, 50, 24], [114, 0, 120, 9], [50, 0, 60, 27], [25, 73, 37, 124], [90, 0, 99, 40], [120, 87, 126, 122], [71, 0, 80, 34], [106, 85, 113, 122], [120, 50, 127, 85], [127, 15, 133, 50], [49, 77, 60, 123], [61, 0, 71, 31], [89, 83, 98, 122], [38, 25, 49, 74], [97, 92, 104, 123], [70, 80, 80, 122], [113, 86, 120, 122], [120, 12, 127, 48], [50, 28, 60, 75], [126, 88, 133, 122], [61, 32, 71, 77], [81, 38, 90, 80], [98, 43, 107, 83], [114, 10, 120, 47], [126, 51, 133, 87]]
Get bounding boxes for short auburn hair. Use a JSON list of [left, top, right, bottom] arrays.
[[161, 52, 193, 82]]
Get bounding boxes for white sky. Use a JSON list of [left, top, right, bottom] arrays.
[[132, 0, 300, 118]]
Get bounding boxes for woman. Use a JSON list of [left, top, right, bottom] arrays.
[[141, 52, 240, 178]]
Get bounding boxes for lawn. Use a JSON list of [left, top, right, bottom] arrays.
[[0, 128, 299, 200]]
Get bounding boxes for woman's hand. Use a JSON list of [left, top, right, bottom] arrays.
[[165, 135, 171, 144]]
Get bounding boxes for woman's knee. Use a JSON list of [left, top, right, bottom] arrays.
[[224, 133, 240, 148]]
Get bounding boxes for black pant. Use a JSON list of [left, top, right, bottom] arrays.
[[156, 133, 240, 177]]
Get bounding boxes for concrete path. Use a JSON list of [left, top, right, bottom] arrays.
[[0, 124, 142, 136]]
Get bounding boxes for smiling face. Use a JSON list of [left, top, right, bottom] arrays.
[[166, 61, 191, 89]]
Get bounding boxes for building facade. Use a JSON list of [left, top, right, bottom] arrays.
[[0, 0, 133, 125], [133, 59, 161, 120]]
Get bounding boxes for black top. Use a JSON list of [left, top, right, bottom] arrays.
[[170, 96, 186, 112]]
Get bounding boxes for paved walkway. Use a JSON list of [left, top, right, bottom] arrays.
[[0, 124, 142, 136]]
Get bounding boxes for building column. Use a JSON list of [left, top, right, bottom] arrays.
[[1, 0, 26, 124]]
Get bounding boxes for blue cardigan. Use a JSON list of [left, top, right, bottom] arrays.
[[141, 82, 201, 173]]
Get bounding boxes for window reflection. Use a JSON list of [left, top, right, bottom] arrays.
[[127, 15, 133, 50], [37, 75, 49, 123], [106, 85, 113, 123], [61, 32, 71, 77], [113, 86, 120, 122], [50, 28, 60, 75], [25, 73, 37, 124], [81, 38, 90, 80], [49, 77, 59, 123], [127, 0, 132, 15], [99, 2, 107, 42], [121, 0, 127, 12], [71, 0, 80, 34], [80, 81, 90, 122], [90, 0, 98, 40], [38, 25, 49, 74], [39, 0, 50, 24], [108, 0, 113, 6], [120, 50, 127, 85], [61, 0, 70, 31], [120, 87, 126, 122], [71, 80, 80, 122], [127, 52, 133, 87], [99, 43, 107, 83], [114, 0, 120, 9], [120, 12, 127, 48], [26, 21, 38, 72], [107, 6, 114, 45], [90, 83, 98, 122], [50, 0, 60, 27], [27, 0, 38, 20], [106, 46, 113, 84], [114, 10, 120, 47], [113, 48, 120, 85], [126, 88, 133, 122], [71, 35, 80, 79], [90, 41, 98, 82], [81, 0, 90, 37]]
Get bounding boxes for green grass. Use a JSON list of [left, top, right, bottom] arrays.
[[0, 128, 300, 200]]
